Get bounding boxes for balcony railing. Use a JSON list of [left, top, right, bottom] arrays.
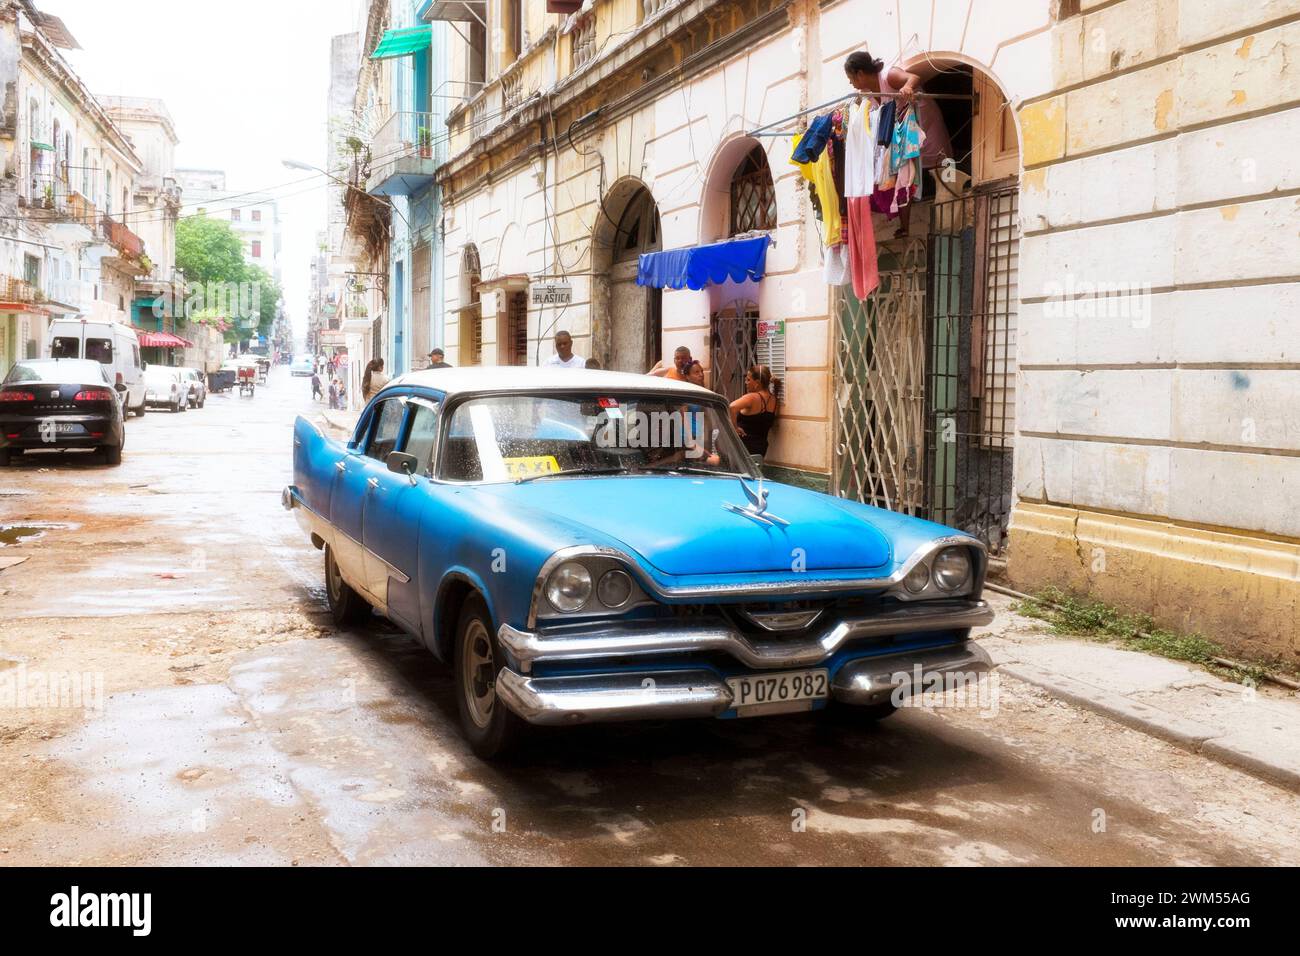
[[101, 214, 145, 261], [572, 13, 597, 69], [643, 0, 678, 17], [0, 275, 42, 304], [371, 110, 442, 169], [502, 70, 524, 113]]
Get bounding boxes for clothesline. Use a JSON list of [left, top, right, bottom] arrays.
[[747, 89, 972, 138]]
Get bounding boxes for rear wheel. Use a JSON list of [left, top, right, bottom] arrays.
[[0, 448, 10, 466], [454, 594, 525, 759], [324, 545, 370, 626], [103, 442, 122, 466]]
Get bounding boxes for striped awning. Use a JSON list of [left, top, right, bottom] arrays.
[[137, 331, 192, 348], [371, 25, 432, 59]]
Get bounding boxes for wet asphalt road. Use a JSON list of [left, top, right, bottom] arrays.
[[2, 367, 1299, 866]]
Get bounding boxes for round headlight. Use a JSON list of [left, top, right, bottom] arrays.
[[546, 561, 593, 612], [932, 547, 972, 591], [904, 562, 931, 594], [597, 568, 634, 608]]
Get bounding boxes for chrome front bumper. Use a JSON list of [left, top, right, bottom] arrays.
[[494, 642, 993, 726], [498, 600, 993, 672]]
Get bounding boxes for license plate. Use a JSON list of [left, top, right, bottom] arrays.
[[726, 668, 829, 717], [46, 423, 82, 435]]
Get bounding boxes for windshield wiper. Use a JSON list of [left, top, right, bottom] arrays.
[[514, 466, 629, 484], [641, 465, 744, 477]]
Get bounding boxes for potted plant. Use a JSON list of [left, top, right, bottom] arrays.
[[42, 184, 54, 209], [417, 126, 432, 159]]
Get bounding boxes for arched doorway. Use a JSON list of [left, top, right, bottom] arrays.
[[831, 58, 1021, 554], [702, 137, 780, 403], [591, 179, 660, 372]]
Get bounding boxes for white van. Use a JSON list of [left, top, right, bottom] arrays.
[[48, 318, 147, 416]]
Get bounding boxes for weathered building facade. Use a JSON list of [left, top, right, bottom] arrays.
[[430, 0, 1297, 660], [0, 1, 152, 378]]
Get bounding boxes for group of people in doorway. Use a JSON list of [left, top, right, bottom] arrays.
[[647, 344, 779, 461]]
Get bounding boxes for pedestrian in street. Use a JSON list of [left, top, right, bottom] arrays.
[[327, 377, 339, 410], [311, 371, 323, 402], [427, 348, 452, 369], [584, 358, 601, 370], [543, 330, 585, 368], [730, 365, 779, 460], [649, 346, 693, 381], [362, 358, 389, 401]]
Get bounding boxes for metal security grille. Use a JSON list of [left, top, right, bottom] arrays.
[[710, 299, 759, 401], [506, 290, 528, 365], [832, 237, 928, 515], [832, 180, 1019, 555], [730, 146, 777, 235], [924, 182, 1018, 552]]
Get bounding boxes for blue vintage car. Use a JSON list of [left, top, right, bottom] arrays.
[[285, 367, 993, 758]]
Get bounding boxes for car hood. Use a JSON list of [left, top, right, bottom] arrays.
[[471, 476, 892, 575]]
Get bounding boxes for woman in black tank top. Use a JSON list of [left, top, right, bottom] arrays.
[[731, 365, 779, 458]]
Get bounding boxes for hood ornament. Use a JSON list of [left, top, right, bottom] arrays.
[[724, 475, 790, 528]]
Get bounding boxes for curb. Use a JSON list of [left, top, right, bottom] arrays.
[[998, 663, 1300, 794]]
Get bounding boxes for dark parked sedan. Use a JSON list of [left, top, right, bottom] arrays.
[[0, 359, 126, 466]]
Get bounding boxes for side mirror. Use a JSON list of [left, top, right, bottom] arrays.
[[386, 451, 420, 482]]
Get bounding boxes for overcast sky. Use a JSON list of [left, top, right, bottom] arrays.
[[43, 0, 360, 342]]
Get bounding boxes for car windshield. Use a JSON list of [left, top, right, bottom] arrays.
[[3, 360, 107, 384], [440, 391, 756, 483]]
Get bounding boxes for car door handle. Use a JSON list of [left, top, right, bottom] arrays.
[[367, 478, 380, 491], [335, 461, 346, 473]]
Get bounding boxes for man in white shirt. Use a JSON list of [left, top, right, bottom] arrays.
[[543, 330, 585, 368]]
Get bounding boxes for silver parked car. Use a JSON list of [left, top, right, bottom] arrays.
[[142, 367, 188, 413], [176, 367, 208, 409]]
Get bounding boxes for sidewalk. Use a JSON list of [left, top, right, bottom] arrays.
[[976, 593, 1300, 792], [319, 408, 360, 435]]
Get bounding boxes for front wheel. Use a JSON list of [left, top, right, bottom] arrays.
[[454, 594, 525, 759], [324, 545, 370, 626]]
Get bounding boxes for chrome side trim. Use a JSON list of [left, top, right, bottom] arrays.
[[500, 600, 993, 671], [525, 536, 988, 627], [495, 668, 732, 725], [830, 642, 993, 706], [285, 486, 411, 586]]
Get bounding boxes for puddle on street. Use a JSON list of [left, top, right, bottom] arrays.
[[0, 523, 74, 547]]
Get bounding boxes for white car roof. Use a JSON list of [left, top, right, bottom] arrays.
[[386, 365, 714, 399]]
